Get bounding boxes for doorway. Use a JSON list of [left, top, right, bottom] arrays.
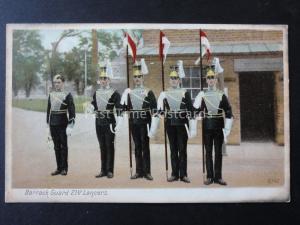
[[239, 72, 275, 141]]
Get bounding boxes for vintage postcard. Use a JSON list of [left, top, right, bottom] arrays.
[[5, 23, 289, 202]]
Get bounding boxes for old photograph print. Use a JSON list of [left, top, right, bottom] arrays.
[[5, 24, 289, 202]]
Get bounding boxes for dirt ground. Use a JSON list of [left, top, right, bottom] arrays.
[[10, 108, 285, 189]]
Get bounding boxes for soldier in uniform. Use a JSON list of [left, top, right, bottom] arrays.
[[46, 74, 75, 176], [90, 65, 122, 179], [121, 59, 157, 181], [157, 63, 195, 183], [193, 67, 233, 185]]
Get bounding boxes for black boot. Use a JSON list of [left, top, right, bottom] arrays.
[[95, 171, 107, 178], [60, 170, 67, 176], [144, 174, 153, 181], [167, 176, 179, 182], [204, 178, 214, 185], [107, 172, 114, 178], [51, 170, 61, 176], [214, 179, 227, 186], [131, 173, 143, 179], [180, 176, 191, 183]]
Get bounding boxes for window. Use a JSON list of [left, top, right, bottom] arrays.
[[181, 66, 203, 100]]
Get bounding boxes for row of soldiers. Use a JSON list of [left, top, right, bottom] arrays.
[[46, 60, 233, 185]]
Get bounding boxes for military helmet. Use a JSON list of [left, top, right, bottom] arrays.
[[133, 64, 142, 76], [99, 66, 109, 78], [169, 65, 179, 78], [206, 69, 215, 76], [205, 65, 216, 78]]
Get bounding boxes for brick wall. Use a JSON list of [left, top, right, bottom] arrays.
[[125, 29, 285, 145], [143, 29, 283, 47], [128, 51, 284, 145]]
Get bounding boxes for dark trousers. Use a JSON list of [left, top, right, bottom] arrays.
[[50, 125, 68, 172], [204, 129, 224, 180], [131, 124, 151, 175], [96, 124, 115, 174], [166, 125, 188, 178]]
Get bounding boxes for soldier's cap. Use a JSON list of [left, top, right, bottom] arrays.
[[53, 74, 65, 82], [169, 65, 179, 78], [99, 66, 109, 78], [133, 64, 143, 76]]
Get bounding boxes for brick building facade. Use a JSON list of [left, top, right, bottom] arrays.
[[126, 29, 284, 145]]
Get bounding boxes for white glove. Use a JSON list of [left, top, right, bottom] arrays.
[[66, 121, 74, 136], [114, 116, 124, 133], [222, 129, 228, 144], [157, 92, 166, 110], [66, 127, 73, 136], [193, 91, 204, 109], [223, 118, 233, 143], [188, 119, 198, 138], [148, 116, 160, 138], [120, 88, 131, 105], [85, 103, 94, 114], [46, 125, 52, 141]]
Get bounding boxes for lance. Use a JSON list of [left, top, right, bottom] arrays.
[[199, 29, 206, 183], [161, 51, 169, 181], [126, 45, 133, 177], [159, 31, 169, 181]]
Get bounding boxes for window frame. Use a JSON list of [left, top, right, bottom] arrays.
[[181, 65, 203, 100]]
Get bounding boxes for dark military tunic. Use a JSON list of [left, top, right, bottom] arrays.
[[91, 87, 121, 175], [125, 86, 157, 176], [161, 87, 194, 179], [196, 88, 233, 180], [46, 91, 75, 172]]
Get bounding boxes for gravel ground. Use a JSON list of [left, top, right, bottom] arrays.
[[10, 108, 285, 189]]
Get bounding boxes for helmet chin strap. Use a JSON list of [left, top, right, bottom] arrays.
[[170, 85, 179, 89], [135, 82, 144, 88], [172, 82, 180, 89], [100, 82, 110, 89], [208, 85, 217, 91]]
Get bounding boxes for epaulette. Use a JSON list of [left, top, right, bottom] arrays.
[[182, 88, 187, 97], [143, 87, 150, 96], [217, 90, 224, 100]]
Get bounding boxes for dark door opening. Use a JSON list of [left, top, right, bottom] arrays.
[[239, 72, 275, 141]]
